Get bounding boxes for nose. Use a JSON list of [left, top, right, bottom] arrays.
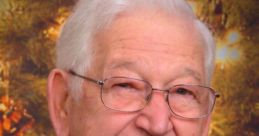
[[135, 91, 173, 135]]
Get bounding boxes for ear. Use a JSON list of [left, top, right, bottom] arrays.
[[47, 69, 70, 136]]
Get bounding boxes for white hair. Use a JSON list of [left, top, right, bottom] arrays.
[[56, 0, 215, 98]]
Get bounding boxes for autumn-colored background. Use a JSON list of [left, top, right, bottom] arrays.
[[0, 0, 258, 135]]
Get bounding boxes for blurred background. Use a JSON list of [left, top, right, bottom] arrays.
[[0, 0, 258, 135]]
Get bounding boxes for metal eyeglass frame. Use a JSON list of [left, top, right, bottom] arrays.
[[68, 69, 220, 119]]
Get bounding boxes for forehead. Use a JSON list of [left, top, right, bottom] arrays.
[[90, 9, 205, 82], [95, 8, 203, 51]]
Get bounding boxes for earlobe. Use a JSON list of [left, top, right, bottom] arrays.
[[47, 69, 70, 136]]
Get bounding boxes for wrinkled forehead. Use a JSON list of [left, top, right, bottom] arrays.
[[87, 9, 205, 79], [94, 8, 203, 50]]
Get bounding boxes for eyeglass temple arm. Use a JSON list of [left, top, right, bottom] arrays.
[[68, 70, 104, 85]]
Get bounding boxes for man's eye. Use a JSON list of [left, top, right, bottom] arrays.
[[111, 83, 140, 93], [116, 83, 131, 88], [176, 88, 192, 95], [112, 82, 137, 90]]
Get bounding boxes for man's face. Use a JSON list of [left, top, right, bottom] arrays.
[[54, 9, 210, 136]]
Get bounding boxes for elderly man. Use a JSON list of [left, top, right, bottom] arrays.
[[47, 0, 219, 135]]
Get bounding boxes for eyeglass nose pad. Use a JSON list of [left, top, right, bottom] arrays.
[[146, 90, 169, 103], [165, 95, 169, 102], [145, 94, 152, 101]]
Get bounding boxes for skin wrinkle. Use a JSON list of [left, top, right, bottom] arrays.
[[105, 59, 202, 85], [113, 38, 186, 53], [94, 17, 203, 77], [95, 8, 207, 83], [89, 39, 206, 88], [97, 27, 205, 85]]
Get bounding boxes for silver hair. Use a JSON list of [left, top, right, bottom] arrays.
[[56, 0, 215, 98]]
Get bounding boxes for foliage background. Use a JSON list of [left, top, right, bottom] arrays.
[[0, 0, 258, 135]]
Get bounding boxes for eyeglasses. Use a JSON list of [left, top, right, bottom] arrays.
[[69, 70, 220, 119]]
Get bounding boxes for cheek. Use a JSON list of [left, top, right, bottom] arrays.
[[67, 102, 89, 135], [170, 117, 209, 135], [67, 89, 104, 135], [68, 90, 139, 135], [94, 111, 140, 135]]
